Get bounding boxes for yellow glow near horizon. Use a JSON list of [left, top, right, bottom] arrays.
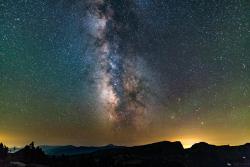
[[0, 134, 12, 146], [0, 133, 27, 147], [179, 138, 201, 148], [170, 135, 206, 148], [1, 130, 249, 148]]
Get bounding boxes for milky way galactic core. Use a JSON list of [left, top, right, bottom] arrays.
[[84, 0, 155, 129]]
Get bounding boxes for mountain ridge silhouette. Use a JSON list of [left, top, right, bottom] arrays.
[[2, 141, 250, 167]]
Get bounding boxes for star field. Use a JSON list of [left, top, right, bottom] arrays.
[[0, 0, 250, 147]]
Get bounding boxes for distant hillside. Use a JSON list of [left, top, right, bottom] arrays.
[[46, 141, 250, 167], [39, 144, 122, 155]]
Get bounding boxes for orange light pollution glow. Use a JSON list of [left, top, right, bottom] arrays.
[[1, 125, 250, 148]]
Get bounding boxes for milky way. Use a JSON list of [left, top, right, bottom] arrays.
[[84, 0, 152, 129]]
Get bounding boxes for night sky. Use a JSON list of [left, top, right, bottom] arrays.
[[1, 0, 250, 148]]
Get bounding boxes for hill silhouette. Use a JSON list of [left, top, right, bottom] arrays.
[[1, 141, 250, 167], [39, 144, 122, 156]]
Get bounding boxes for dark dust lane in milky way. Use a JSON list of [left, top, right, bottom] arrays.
[[85, 0, 155, 129]]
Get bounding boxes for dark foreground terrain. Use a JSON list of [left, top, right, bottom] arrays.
[[1, 141, 250, 167]]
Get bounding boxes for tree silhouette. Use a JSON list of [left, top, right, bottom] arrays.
[[0, 143, 8, 159], [16, 142, 46, 164]]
